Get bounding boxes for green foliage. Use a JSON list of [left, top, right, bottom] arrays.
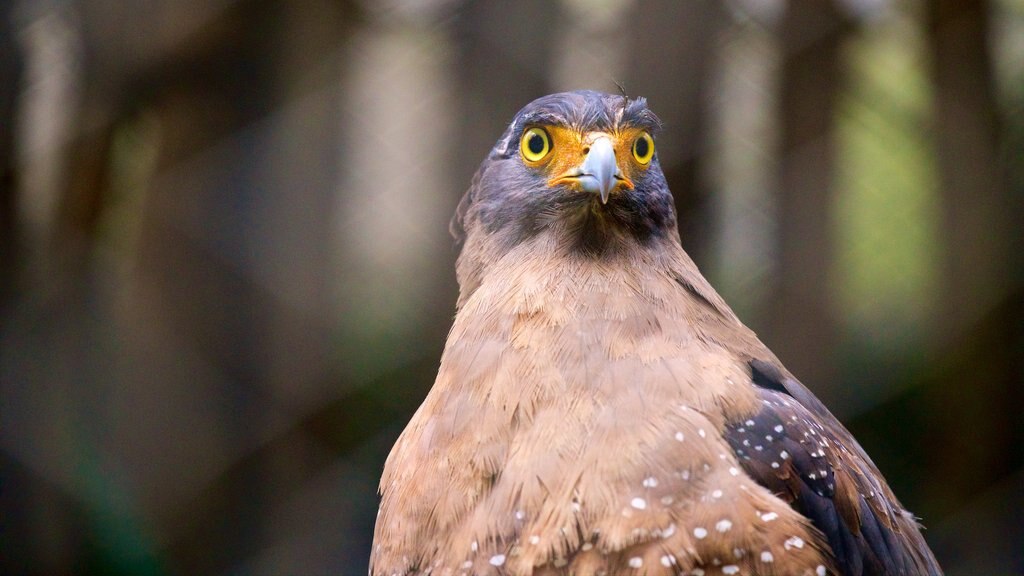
[[836, 16, 940, 351]]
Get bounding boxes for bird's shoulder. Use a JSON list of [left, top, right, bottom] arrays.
[[722, 359, 943, 575]]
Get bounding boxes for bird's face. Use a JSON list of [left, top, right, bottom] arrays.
[[453, 91, 678, 255], [519, 124, 654, 204]]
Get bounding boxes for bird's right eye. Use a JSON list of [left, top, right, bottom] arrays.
[[632, 132, 655, 165], [520, 127, 552, 163]]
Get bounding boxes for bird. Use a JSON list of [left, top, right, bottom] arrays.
[[370, 91, 942, 576]]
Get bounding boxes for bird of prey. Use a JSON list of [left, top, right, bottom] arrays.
[[371, 91, 941, 576]]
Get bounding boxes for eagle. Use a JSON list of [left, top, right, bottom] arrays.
[[370, 91, 941, 576]]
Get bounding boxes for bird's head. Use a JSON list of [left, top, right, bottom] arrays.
[[452, 91, 679, 261]]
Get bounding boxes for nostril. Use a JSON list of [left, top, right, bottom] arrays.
[[582, 146, 590, 154]]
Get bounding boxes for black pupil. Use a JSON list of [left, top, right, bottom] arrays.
[[527, 132, 546, 155], [635, 136, 649, 158]]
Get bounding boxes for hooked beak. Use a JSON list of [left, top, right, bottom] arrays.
[[550, 136, 633, 204]]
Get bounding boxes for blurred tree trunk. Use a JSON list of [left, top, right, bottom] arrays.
[[46, 0, 344, 573], [624, 0, 727, 268], [117, 2, 349, 573], [923, 0, 1022, 535], [0, 7, 26, 574], [767, 0, 852, 394], [70, 1, 276, 571], [452, 0, 560, 189], [0, 3, 22, 308], [926, 0, 1011, 337]]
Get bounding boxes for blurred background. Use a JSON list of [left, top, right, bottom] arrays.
[[0, 0, 1021, 574]]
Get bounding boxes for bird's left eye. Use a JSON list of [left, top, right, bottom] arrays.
[[520, 127, 552, 163], [632, 132, 655, 165]]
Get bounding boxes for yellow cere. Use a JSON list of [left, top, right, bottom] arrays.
[[518, 125, 654, 190]]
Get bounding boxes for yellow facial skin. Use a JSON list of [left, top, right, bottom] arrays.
[[518, 125, 655, 195]]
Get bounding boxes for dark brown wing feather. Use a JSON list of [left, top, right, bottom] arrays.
[[723, 359, 943, 576]]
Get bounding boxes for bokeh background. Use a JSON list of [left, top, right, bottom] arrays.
[[1, 0, 1022, 574]]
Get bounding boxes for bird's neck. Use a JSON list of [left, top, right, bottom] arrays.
[[452, 224, 764, 384], [437, 227, 763, 434], [457, 220, 683, 306], [456, 228, 742, 341]]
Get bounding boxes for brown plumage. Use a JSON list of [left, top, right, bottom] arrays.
[[371, 91, 941, 576]]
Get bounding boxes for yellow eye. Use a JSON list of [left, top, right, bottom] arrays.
[[632, 132, 655, 165], [520, 127, 552, 162]]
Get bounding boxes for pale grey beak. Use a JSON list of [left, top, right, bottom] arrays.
[[577, 137, 621, 204]]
